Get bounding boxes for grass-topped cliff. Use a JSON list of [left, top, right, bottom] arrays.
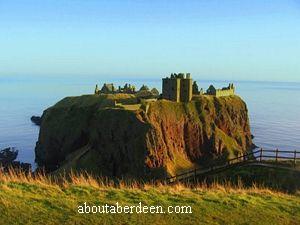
[[0, 170, 299, 225], [35, 94, 252, 179]]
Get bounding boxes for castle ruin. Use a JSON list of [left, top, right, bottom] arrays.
[[206, 83, 235, 97], [162, 73, 193, 102], [95, 83, 115, 94], [94, 82, 158, 99], [95, 74, 235, 102], [118, 83, 136, 94]]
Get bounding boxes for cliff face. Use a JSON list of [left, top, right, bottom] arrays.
[[35, 94, 252, 179]]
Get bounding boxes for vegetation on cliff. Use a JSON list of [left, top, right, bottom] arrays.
[[197, 163, 300, 193], [35, 94, 252, 179]]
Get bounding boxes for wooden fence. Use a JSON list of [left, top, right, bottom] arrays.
[[166, 148, 300, 183]]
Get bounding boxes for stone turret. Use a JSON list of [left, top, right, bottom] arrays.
[[94, 84, 99, 94]]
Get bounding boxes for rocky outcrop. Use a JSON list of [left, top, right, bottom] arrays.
[[0, 147, 32, 172], [31, 116, 42, 126], [35, 94, 252, 179]]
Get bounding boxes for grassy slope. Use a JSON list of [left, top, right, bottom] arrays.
[[0, 173, 299, 225], [203, 162, 300, 193]]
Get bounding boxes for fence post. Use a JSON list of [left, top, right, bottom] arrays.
[[275, 149, 278, 163], [294, 151, 297, 168], [260, 148, 263, 162]]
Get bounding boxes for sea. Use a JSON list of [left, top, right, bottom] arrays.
[[1, 75, 300, 167]]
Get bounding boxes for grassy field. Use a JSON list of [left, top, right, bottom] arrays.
[[0, 170, 299, 225]]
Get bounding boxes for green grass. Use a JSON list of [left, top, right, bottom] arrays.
[[205, 162, 300, 193], [0, 170, 299, 225]]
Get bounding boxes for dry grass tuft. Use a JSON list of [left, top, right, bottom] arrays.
[[0, 167, 295, 197]]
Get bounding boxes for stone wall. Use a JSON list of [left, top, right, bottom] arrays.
[[215, 88, 235, 97], [206, 83, 235, 97], [162, 78, 181, 102], [180, 78, 193, 102]]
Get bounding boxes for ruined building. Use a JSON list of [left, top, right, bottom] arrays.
[[95, 83, 136, 94], [118, 83, 136, 94], [94, 82, 158, 99], [162, 73, 193, 102], [94, 75, 235, 100], [206, 83, 235, 97], [95, 83, 115, 94], [192, 81, 203, 95]]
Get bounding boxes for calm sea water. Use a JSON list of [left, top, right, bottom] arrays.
[[0, 75, 300, 166]]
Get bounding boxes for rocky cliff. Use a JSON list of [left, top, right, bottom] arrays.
[[35, 94, 252, 179]]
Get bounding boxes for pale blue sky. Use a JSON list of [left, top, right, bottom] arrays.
[[0, 0, 300, 81]]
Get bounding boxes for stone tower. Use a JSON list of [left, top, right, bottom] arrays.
[[162, 73, 193, 102], [94, 84, 99, 94]]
